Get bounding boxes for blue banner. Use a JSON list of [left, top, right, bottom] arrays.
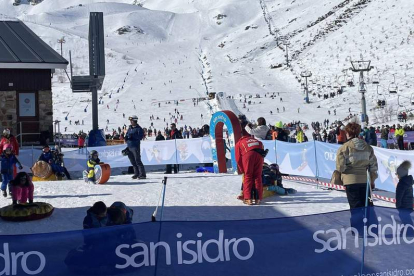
[[276, 141, 317, 177], [2, 207, 414, 275], [262, 140, 276, 165], [314, 142, 340, 180]]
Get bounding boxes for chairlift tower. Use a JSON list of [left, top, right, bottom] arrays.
[[282, 39, 290, 67], [351, 60, 372, 128], [69, 12, 106, 146], [301, 71, 312, 104]]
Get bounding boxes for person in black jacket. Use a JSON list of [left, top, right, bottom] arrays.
[[396, 161, 413, 209], [125, 115, 146, 179], [155, 131, 165, 141], [165, 123, 182, 174], [367, 127, 377, 146]]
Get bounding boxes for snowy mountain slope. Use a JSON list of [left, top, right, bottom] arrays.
[[0, 0, 412, 136]]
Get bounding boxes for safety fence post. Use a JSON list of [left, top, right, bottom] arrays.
[[313, 140, 320, 189]]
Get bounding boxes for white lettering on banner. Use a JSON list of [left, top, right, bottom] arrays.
[[115, 230, 254, 269], [248, 142, 259, 147], [313, 216, 414, 253], [324, 151, 336, 161], [0, 243, 46, 275]]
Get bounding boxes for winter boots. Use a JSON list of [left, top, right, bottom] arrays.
[[2, 190, 6, 198], [243, 199, 260, 205]]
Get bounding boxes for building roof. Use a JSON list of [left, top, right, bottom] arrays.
[[0, 20, 68, 69]]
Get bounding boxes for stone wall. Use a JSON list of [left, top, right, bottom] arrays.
[[38, 90, 53, 135], [0, 90, 52, 138], [0, 91, 17, 135]]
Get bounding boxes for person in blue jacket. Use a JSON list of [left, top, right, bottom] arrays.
[[108, 201, 134, 225], [125, 115, 146, 179], [83, 201, 108, 229], [38, 145, 64, 176], [1, 144, 23, 197]]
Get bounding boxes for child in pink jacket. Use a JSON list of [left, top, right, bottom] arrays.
[[10, 172, 34, 205]]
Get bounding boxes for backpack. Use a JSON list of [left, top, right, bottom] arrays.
[[264, 129, 273, 140]]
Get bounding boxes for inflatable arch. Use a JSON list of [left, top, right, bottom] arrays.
[[209, 111, 242, 173]]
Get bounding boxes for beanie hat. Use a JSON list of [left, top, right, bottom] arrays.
[[396, 161, 411, 178]]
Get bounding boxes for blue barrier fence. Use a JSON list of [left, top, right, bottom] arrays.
[[1, 207, 414, 275], [13, 140, 414, 194]]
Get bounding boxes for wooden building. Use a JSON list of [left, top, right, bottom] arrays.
[[0, 20, 68, 144]]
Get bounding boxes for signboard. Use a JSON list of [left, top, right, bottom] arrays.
[[19, 93, 36, 117]]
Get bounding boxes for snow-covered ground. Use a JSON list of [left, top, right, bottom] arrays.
[[0, 0, 410, 236], [0, 173, 394, 235]]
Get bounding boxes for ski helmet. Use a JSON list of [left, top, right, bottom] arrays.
[[275, 121, 283, 129], [270, 163, 279, 171], [3, 144, 12, 152], [89, 150, 98, 158], [43, 145, 50, 151], [129, 115, 138, 122], [2, 129, 10, 136]]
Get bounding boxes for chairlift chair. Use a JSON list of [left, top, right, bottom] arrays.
[[347, 76, 354, 87], [372, 74, 380, 84], [389, 83, 398, 94]]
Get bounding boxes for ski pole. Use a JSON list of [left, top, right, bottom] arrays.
[[159, 177, 168, 222], [151, 179, 164, 222]]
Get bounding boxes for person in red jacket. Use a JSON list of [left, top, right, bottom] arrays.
[[78, 134, 86, 149], [0, 129, 20, 177], [336, 122, 347, 144], [235, 117, 265, 205], [0, 129, 19, 156]]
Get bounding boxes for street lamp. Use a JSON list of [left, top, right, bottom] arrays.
[[301, 70, 312, 103], [350, 60, 372, 127]]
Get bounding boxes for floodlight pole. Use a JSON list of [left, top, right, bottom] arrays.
[[351, 60, 372, 128], [91, 80, 98, 130], [301, 71, 312, 104], [57, 37, 66, 56]]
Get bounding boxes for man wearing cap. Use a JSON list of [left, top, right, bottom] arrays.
[[125, 115, 146, 179]]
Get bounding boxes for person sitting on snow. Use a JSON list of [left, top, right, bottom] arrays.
[[38, 145, 65, 177], [1, 144, 23, 197], [9, 172, 34, 205], [83, 201, 108, 229], [86, 150, 101, 184], [265, 164, 297, 195], [107, 202, 134, 225]]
